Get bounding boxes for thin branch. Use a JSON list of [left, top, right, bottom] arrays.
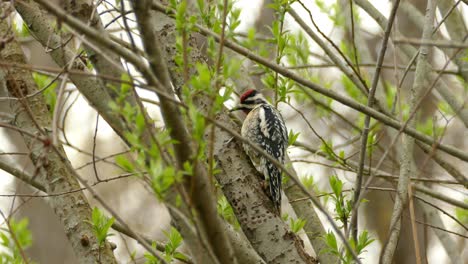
[[0, 159, 45, 192], [349, 0, 400, 242], [347, 0, 360, 75], [393, 37, 468, 48], [408, 185, 422, 264], [92, 114, 102, 182], [414, 185, 468, 210], [380, 1, 437, 263]]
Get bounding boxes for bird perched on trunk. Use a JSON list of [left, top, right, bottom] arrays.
[[231, 89, 288, 213]]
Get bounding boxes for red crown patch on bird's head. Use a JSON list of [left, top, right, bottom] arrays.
[[240, 89, 257, 103], [230, 89, 267, 113]]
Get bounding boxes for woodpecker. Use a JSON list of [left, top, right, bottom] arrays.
[[231, 89, 288, 213]]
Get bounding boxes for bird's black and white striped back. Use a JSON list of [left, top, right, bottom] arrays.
[[241, 103, 288, 212]]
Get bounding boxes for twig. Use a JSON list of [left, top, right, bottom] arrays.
[[414, 185, 468, 210], [92, 114, 102, 181], [348, 0, 360, 75], [393, 37, 468, 48], [408, 185, 422, 264]]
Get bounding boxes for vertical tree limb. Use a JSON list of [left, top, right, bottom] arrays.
[[380, 1, 436, 263]]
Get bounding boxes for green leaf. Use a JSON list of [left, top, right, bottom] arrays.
[[356, 230, 375, 254], [339, 150, 345, 159], [160, 227, 184, 262], [174, 252, 188, 261], [342, 75, 365, 103], [135, 112, 146, 133], [300, 175, 315, 190], [90, 207, 115, 246], [163, 227, 183, 254], [329, 175, 343, 196], [290, 218, 306, 233], [416, 117, 443, 137], [288, 130, 300, 145], [455, 202, 468, 224], [115, 154, 134, 172], [13, 20, 30, 37], [437, 101, 455, 116], [33, 73, 58, 115], [217, 196, 239, 228], [320, 140, 335, 160], [324, 231, 338, 253], [120, 72, 132, 94], [0, 217, 34, 263]]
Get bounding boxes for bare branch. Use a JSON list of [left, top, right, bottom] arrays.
[[380, 1, 437, 262], [349, 0, 400, 242]]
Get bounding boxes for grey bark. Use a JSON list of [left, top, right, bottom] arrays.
[[283, 162, 339, 264], [380, 1, 436, 263], [0, 15, 117, 264]]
